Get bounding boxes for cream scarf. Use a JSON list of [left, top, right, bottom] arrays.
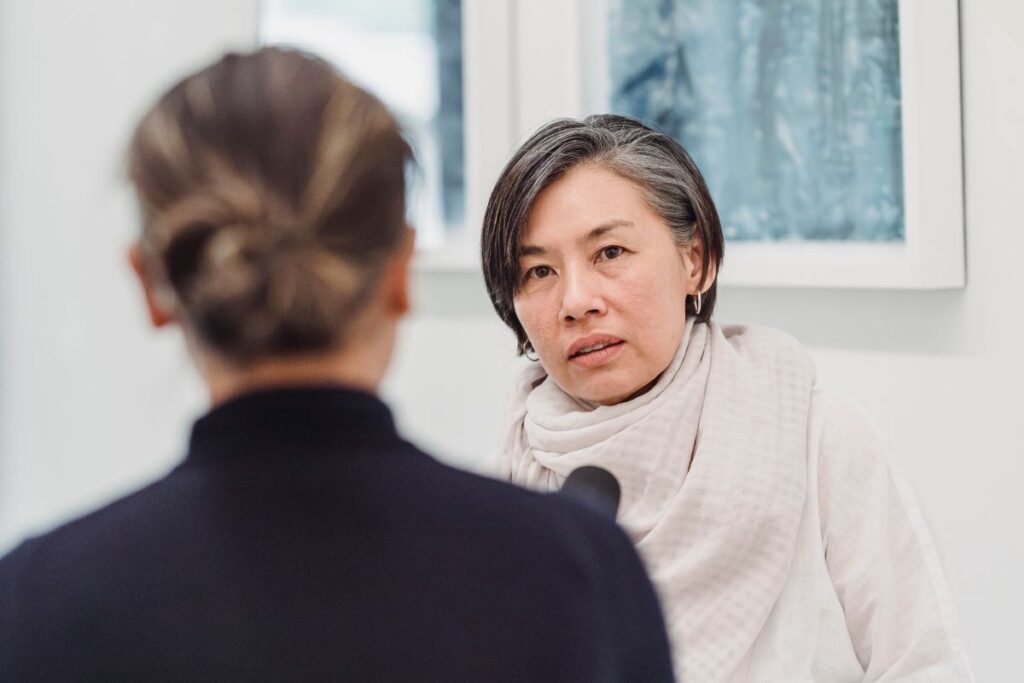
[[497, 320, 817, 681]]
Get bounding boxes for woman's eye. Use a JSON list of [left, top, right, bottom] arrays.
[[599, 245, 624, 261], [527, 265, 553, 279]]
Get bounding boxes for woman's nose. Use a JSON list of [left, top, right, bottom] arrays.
[[559, 268, 606, 322]]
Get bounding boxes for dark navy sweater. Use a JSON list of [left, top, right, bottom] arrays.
[[0, 387, 674, 682]]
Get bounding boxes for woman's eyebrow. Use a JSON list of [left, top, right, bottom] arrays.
[[580, 220, 634, 244], [519, 220, 635, 258], [518, 243, 546, 258]]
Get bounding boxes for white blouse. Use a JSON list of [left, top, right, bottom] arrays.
[[734, 389, 973, 681]]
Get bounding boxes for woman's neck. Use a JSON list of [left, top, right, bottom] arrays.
[[200, 338, 392, 407]]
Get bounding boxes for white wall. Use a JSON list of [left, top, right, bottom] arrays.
[[0, 0, 1020, 679], [0, 0, 257, 542]]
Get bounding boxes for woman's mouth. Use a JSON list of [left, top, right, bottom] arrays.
[[568, 337, 625, 368]]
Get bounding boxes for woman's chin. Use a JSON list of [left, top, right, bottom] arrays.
[[561, 374, 654, 407]]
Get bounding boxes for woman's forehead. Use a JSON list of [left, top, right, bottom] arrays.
[[520, 166, 662, 250]]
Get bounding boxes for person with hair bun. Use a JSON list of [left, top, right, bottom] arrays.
[[0, 49, 674, 682]]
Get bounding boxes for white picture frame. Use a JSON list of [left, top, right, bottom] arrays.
[[514, 0, 966, 289]]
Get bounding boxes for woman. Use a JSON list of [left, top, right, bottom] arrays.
[[0, 51, 675, 681], [482, 115, 974, 681]]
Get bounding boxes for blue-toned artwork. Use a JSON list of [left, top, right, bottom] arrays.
[[607, 0, 905, 242]]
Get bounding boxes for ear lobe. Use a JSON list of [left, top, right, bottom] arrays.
[[128, 244, 175, 328]]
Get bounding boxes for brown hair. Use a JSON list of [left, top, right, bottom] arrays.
[[128, 47, 412, 363], [481, 115, 725, 355]]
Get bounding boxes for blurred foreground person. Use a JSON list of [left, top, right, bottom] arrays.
[[0, 48, 673, 682]]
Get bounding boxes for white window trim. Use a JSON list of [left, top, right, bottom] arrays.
[[414, 0, 516, 273]]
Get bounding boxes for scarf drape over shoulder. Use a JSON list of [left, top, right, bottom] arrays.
[[498, 320, 817, 680]]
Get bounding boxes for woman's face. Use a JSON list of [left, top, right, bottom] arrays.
[[513, 164, 704, 405]]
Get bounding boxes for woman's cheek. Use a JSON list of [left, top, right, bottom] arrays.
[[515, 297, 556, 352], [615, 275, 662, 319], [618, 274, 686, 352], [532, 318, 562, 357]]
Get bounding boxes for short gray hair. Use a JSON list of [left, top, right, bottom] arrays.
[[481, 114, 725, 355]]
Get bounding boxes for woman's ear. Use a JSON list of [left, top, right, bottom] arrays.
[[380, 227, 416, 317], [679, 239, 715, 293], [127, 244, 175, 328]]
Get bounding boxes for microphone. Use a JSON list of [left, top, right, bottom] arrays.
[[560, 466, 621, 519]]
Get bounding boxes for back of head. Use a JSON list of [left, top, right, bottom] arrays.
[[128, 47, 411, 364]]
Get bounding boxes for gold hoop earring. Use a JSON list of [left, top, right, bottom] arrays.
[[524, 343, 539, 362]]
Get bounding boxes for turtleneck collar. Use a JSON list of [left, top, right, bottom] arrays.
[[185, 385, 403, 464]]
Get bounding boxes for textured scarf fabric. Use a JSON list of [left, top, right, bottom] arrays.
[[497, 320, 817, 681]]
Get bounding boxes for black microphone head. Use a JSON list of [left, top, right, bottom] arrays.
[[560, 466, 621, 519]]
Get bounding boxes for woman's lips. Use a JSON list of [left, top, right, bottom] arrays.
[[568, 340, 624, 368], [567, 334, 624, 358]]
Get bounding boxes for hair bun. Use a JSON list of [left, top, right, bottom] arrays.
[[129, 48, 411, 361], [148, 181, 367, 360]]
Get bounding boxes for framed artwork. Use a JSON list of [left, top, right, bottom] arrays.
[[520, 0, 965, 288]]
